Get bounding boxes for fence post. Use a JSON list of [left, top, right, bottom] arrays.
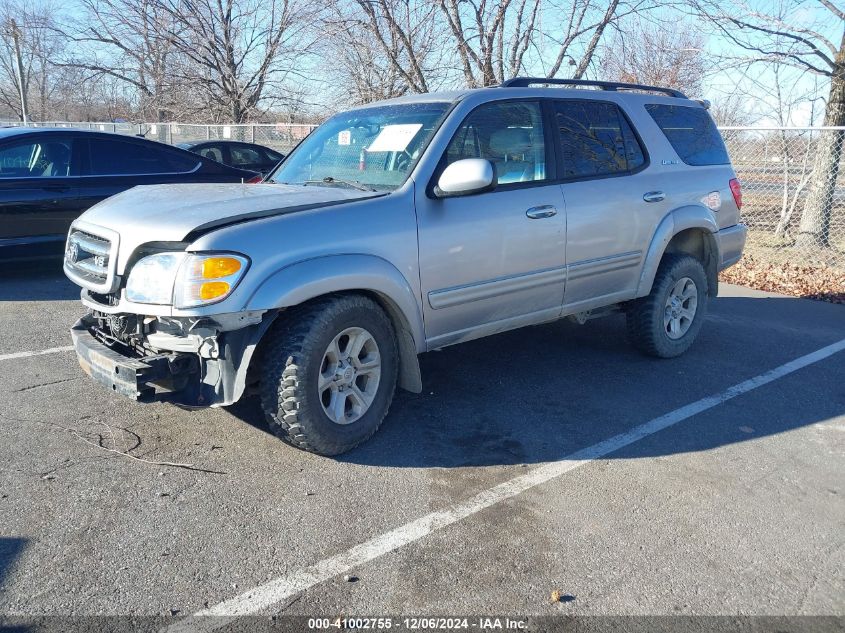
[[207, 125, 211, 140], [251, 125, 255, 143]]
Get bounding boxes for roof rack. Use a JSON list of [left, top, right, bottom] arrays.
[[499, 77, 687, 99]]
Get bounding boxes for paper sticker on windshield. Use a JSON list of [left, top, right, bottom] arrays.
[[367, 124, 423, 152], [338, 130, 351, 146]]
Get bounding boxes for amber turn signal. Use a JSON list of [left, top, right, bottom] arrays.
[[199, 281, 230, 300], [202, 257, 242, 279]]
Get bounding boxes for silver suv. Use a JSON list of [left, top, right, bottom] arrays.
[[64, 78, 746, 455]]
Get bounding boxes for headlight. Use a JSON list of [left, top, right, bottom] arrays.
[[125, 252, 249, 307], [173, 253, 249, 308], [125, 252, 185, 304]]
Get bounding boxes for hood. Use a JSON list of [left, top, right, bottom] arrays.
[[77, 182, 381, 244]]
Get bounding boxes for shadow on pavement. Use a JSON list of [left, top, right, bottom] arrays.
[[0, 264, 79, 301], [0, 537, 26, 590], [229, 293, 845, 469], [6, 271, 841, 470]]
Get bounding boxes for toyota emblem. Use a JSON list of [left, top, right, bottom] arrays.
[[66, 241, 79, 264]]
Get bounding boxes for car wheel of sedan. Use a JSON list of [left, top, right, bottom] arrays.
[[259, 294, 398, 456]]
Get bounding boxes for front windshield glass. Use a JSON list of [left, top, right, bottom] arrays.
[[270, 102, 451, 191]]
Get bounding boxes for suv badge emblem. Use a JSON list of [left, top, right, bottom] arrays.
[[66, 241, 79, 264]]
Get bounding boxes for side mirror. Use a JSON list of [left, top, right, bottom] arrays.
[[435, 158, 496, 197]]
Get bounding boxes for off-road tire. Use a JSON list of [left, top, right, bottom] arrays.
[[259, 294, 398, 456], [626, 253, 709, 358]]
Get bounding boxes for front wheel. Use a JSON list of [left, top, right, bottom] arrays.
[[259, 295, 398, 456], [626, 254, 709, 358]]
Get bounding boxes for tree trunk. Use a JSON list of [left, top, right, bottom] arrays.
[[796, 36, 845, 250], [155, 107, 166, 142]]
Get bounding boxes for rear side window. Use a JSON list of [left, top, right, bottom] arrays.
[[230, 145, 262, 166], [554, 100, 646, 179], [88, 138, 200, 175], [264, 148, 284, 162], [645, 104, 729, 166]]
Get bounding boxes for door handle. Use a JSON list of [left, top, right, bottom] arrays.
[[43, 186, 71, 193], [643, 191, 665, 203], [526, 205, 557, 219]]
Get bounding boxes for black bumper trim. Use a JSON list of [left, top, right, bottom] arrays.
[[70, 316, 195, 404]]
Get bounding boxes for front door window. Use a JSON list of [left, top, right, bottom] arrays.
[[443, 101, 547, 185]]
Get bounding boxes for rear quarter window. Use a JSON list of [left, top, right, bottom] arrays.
[[645, 104, 729, 166]]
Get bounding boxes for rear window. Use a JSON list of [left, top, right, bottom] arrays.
[[645, 104, 729, 166]]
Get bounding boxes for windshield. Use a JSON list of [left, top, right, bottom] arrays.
[[270, 102, 451, 191]]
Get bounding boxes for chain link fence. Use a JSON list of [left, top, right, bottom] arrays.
[[0, 121, 317, 154], [723, 126, 845, 273]]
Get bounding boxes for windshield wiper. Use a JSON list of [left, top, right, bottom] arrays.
[[303, 177, 376, 192]]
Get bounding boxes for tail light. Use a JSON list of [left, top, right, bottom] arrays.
[[245, 175, 263, 184], [729, 178, 742, 210]]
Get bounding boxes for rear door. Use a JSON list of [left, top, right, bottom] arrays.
[[0, 134, 82, 257], [76, 136, 205, 210], [554, 99, 670, 312]]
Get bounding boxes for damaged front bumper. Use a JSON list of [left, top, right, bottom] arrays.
[[70, 311, 275, 407]]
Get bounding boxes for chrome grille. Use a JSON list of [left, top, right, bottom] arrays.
[[65, 229, 113, 288]]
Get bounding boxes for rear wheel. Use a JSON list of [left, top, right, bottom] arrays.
[[259, 295, 398, 455], [626, 253, 708, 358]]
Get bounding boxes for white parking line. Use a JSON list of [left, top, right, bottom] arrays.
[[0, 346, 74, 362], [167, 337, 845, 633]]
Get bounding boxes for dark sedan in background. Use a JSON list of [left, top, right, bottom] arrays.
[[0, 128, 261, 263], [177, 140, 284, 176]]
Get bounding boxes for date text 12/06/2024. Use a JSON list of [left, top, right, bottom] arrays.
[[307, 617, 528, 630]]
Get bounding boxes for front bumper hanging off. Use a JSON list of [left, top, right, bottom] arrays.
[[70, 312, 274, 408], [70, 315, 199, 404]]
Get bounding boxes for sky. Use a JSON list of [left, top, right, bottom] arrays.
[[12, 0, 843, 126]]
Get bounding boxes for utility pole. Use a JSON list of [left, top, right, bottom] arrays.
[[8, 19, 29, 124]]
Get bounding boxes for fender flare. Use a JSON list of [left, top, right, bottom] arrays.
[[636, 205, 720, 298], [243, 254, 425, 393]]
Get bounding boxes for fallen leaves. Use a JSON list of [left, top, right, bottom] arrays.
[[720, 254, 845, 304]]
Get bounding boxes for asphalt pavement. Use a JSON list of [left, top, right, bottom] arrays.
[[0, 266, 843, 629]]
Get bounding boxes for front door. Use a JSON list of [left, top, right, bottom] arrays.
[[416, 100, 567, 349], [552, 99, 670, 312], [0, 135, 81, 259]]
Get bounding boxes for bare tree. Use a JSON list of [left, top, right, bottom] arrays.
[[322, 0, 444, 103], [737, 63, 823, 239], [332, 0, 642, 95], [0, 0, 65, 121], [439, 0, 637, 86], [156, 0, 314, 122], [61, 0, 179, 123], [690, 0, 845, 249], [600, 19, 705, 96], [437, 0, 543, 87], [708, 94, 755, 127]]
